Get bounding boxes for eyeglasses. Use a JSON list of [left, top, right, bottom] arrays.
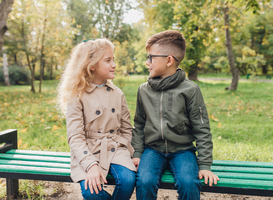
[[147, 54, 178, 63]]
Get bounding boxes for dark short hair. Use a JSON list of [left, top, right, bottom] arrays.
[[146, 30, 186, 64]]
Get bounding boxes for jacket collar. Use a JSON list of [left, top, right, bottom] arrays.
[[85, 80, 114, 93]]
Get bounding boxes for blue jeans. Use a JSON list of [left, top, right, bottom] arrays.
[[136, 147, 201, 200], [79, 164, 135, 200]]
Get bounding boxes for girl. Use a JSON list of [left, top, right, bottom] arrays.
[[57, 38, 136, 200]]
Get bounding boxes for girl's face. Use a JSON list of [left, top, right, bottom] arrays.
[[91, 48, 116, 85]]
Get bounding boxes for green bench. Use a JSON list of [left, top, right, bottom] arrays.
[[1, 129, 273, 199]]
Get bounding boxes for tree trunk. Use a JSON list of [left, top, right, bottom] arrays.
[[3, 50, 10, 86], [26, 53, 35, 93], [262, 65, 267, 75], [224, 2, 239, 91], [188, 63, 198, 81], [39, 18, 47, 93], [0, 0, 14, 56]]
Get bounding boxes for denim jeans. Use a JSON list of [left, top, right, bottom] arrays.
[[79, 164, 135, 200], [136, 147, 201, 200]]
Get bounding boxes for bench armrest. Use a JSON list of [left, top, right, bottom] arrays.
[[0, 129, 17, 153]]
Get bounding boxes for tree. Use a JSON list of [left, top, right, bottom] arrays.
[[224, 2, 239, 90], [0, 0, 14, 56], [6, 0, 76, 92], [66, 0, 132, 44], [2, 47, 10, 86]]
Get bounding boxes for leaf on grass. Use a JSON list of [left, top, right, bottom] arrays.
[[213, 118, 220, 122], [218, 122, 221, 127], [218, 136, 222, 140], [44, 126, 51, 130], [18, 138, 22, 148], [41, 118, 44, 122], [52, 125, 59, 131], [21, 128, 28, 133], [22, 144, 28, 149]]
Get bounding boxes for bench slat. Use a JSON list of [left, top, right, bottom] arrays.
[[213, 160, 273, 168], [6, 149, 70, 158], [0, 154, 70, 163], [0, 159, 70, 169], [161, 175, 273, 190], [0, 165, 71, 176], [212, 166, 273, 174]]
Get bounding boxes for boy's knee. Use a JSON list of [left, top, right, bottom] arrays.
[[136, 174, 157, 188], [176, 177, 200, 191]]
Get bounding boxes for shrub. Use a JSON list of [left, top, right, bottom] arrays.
[[0, 65, 30, 85]]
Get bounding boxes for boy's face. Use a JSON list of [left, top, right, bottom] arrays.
[[146, 44, 172, 79]]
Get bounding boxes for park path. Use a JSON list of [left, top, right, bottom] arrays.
[[198, 77, 273, 82]]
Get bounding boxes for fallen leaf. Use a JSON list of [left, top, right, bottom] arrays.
[[218, 122, 221, 128], [21, 128, 28, 133]]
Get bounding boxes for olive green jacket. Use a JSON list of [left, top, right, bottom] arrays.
[[132, 70, 213, 171]]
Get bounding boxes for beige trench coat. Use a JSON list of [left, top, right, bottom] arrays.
[[66, 80, 136, 183]]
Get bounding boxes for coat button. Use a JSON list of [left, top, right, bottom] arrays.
[[96, 110, 100, 115], [111, 148, 115, 152], [84, 151, 88, 154], [111, 108, 115, 113], [98, 131, 101, 133], [110, 130, 114, 133], [107, 87, 111, 91]]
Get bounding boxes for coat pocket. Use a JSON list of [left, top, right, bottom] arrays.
[[178, 121, 188, 135], [83, 105, 103, 125]]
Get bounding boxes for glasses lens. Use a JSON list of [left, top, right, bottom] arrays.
[[147, 55, 152, 63]]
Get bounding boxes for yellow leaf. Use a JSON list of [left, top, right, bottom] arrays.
[[238, 101, 241, 103], [211, 115, 215, 119], [218, 122, 221, 127], [218, 136, 222, 140], [22, 144, 28, 149], [213, 118, 220, 122], [21, 128, 28, 133], [18, 138, 22, 148], [52, 125, 59, 131], [41, 118, 44, 122]]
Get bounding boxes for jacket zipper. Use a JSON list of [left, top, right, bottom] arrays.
[[199, 106, 204, 124], [160, 92, 168, 154], [160, 91, 164, 139]]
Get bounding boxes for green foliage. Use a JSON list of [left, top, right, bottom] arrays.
[[0, 65, 30, 86], [236, 46, 266, 75]]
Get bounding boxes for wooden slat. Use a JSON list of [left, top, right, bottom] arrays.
[[6, 149, 70, 157], [160, 175, 273, 190], [212, 166, 273, 174], [214, 172, 273, 181], [0, 165, 70, 176], [213, 160, 273, 168], [0, 159, 70, 169], [0, 154, 70, 163]]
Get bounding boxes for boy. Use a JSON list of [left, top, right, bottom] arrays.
[[132, 30, 219, 200]]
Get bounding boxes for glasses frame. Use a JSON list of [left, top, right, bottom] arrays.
[[147, 54, 178, 63]]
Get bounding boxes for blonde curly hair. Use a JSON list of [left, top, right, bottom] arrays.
[[57, 38, 115, 114]]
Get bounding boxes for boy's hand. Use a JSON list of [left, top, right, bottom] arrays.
[[132, 157, 140, 171], [199, 170, 219, 186], [85, 164, 107, 194]]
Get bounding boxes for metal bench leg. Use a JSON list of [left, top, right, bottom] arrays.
[[6, 178, 18, 199]]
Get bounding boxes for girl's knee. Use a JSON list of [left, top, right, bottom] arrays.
[[118, 171, 136, 187]]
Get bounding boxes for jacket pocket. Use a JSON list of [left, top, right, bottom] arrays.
[[83, 101, 103, 125], [178, 121, 188, 134], [192, 104, 208, 125]]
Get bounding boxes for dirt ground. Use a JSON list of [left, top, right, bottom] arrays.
[[45, 182, 273, 200]]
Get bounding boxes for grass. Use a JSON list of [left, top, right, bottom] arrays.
[[0, 76, 273, 198]]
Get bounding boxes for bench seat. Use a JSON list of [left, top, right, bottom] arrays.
[[1, 129, 273, 198]]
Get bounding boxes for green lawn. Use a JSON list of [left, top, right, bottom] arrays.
[[0, 76, 273, 163]]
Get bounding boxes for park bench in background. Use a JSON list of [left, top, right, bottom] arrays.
[[0, 129, 273, 199]]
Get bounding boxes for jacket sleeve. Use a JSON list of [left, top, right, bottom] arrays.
[[66, 95, 99, 172], [187, 85, 213, 171], [119, 94, 133, 143], [131, 87, 146, 158]]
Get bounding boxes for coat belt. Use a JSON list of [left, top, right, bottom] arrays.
[[86, 131, 134, 170]]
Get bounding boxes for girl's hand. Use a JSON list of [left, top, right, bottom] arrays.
[[132, 158, 140, 171], [85, 164, 107, 194]]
